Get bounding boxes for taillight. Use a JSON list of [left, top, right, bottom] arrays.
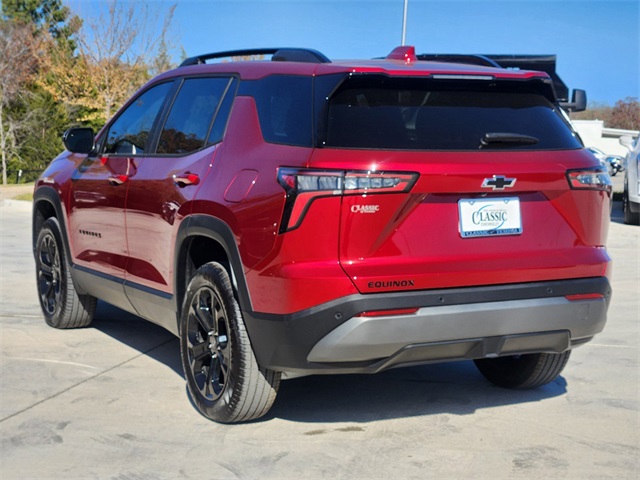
[[277, 168, 418, 232], [566, 166, 612, 192]]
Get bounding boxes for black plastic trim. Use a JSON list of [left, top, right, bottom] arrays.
[[72, 264, 178, 334], [175, 215, 253, 313], [242, 277, 612, 372], [33, 186, 66, 256]]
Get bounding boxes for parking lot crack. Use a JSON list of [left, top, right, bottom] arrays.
[[0, 337, 176, 424]]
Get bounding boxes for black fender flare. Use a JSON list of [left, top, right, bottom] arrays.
[[174, 215, 253, 314], [32, 186, 71, 261], [32, 186, 93, 297]]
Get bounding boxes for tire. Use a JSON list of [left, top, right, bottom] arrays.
[[35, 217, 96, 328], [180, 262, 280, 423], [474, 351, 571, 389], [623, 181, 640, 225]]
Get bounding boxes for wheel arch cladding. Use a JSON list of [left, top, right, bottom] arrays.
[[32, 187, 69, 260], [175, 215, 254, 320]]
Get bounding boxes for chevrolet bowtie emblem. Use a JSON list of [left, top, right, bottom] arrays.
[[482, 175, 516, 190]]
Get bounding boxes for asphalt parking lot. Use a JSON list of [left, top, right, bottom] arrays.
[[1, 198, 638, 479]]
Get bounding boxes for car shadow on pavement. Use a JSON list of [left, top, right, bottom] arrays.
[[88, 307, 568, 425], [91, 301, 183, 378], [267, 363, 567, 424], [610, 201, 625, 225]]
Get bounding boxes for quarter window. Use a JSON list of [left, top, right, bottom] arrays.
[[157, 77, 231, 154], [241, 76, 313, 147], [103, 82, 172, 155]]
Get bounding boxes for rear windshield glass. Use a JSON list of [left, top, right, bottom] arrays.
[[323, 76, 581, 151]]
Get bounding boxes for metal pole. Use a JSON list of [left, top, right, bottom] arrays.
[[401, 0, 408, 45]]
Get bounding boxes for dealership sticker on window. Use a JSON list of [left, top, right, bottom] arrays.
[[458, 197, 522, 238]]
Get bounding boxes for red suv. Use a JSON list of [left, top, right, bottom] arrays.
[[33, 46, 612, 423]]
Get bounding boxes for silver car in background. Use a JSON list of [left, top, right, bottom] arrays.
[[619, 136, 640, 225]]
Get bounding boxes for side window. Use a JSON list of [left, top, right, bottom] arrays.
[[103, 82, 172, 155], [243, 76, 313, 147], [157, 77, 231, 154]]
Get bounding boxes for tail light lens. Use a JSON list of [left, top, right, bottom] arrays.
[[277, 168, 418, 232], [566, 166, 612, 192]]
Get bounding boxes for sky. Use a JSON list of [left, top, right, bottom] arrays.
[[70, 0, 639, 105]]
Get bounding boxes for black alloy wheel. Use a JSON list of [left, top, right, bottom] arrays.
[[185, 285, 231, 401], [180, 262, 280, 423], [37, 230, 62, 316], [35, 217, 95, 329]]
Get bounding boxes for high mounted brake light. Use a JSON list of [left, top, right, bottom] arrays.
[[277, 168, 418, 233], [566, 166, 612, 192]]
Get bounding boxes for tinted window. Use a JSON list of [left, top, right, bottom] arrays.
[[157, 77, 231, 154], [104, 82, 172, 155], [324, 76, 582, 151], [242, 76, 312, 147]]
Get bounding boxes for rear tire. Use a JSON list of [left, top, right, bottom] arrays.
[[474, 351, 571, 389], [35, 217, 96, 328], [180, 262, 280, 423], [623, 181, 640, 225]]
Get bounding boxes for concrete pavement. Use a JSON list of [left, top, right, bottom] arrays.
[[1, 198, 638, 479]]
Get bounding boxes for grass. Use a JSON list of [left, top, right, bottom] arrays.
[[13, 192, 34, 201]]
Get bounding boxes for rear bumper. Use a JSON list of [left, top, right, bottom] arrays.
[[243, 277, 611, 376]]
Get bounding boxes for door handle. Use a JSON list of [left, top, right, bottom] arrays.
[[173, 173, 200, 187], [108, 175, 128, 186]]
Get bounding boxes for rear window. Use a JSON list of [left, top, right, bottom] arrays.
[[323, 76, 581, 151]]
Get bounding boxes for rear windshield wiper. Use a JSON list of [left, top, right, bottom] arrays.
[[480, 132, 539, 149]]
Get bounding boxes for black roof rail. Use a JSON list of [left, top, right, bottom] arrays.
[[180, 48, 331, 67]]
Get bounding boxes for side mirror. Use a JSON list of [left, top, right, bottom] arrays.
[[63, 127, 95, 154], [619, 135, 634, 150], [560, 89, 587, 113]]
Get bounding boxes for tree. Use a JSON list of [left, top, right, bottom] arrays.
[[571, 98, 640, 131], [1, 0, 79, 184], [0, 20, 39, 184], [74, 0, 176, 122], [38, 0, 176, 126], [610, 97, 640, 131]]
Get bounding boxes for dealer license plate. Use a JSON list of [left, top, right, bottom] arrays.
[[458, 197, 522, 238]]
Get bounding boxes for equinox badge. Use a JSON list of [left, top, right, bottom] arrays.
[[482, 175, 516, 190]]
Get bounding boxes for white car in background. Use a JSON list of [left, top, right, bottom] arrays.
[[620, 136, 640, 225]]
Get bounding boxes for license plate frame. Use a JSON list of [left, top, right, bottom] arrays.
[[458, 197, 522, 238]]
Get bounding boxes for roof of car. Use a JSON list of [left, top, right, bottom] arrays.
[[155, 45, 551, 82]]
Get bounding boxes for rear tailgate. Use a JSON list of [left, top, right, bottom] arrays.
[[308, 148, 611, 294]]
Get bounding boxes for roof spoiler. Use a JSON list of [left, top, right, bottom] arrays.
[[417, 53, 586, 112]]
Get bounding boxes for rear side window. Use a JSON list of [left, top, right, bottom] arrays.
[[241, 76, 312, 147], [157, 77, 232, 154], [324, 76, 581, 151], [104, 82, 172, 155]]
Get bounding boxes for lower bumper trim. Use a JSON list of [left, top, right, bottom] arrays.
[[307, 297, 606, 363]]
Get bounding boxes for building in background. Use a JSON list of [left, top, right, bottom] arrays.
[[572, 120, 638, 156]]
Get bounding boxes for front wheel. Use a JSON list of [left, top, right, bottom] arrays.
[[35, 217, 96, 328], [179, 262, 280, 423], [474, 351, 571, 389]]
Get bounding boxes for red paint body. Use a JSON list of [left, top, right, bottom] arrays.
[[37, 53, 611, 317]]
